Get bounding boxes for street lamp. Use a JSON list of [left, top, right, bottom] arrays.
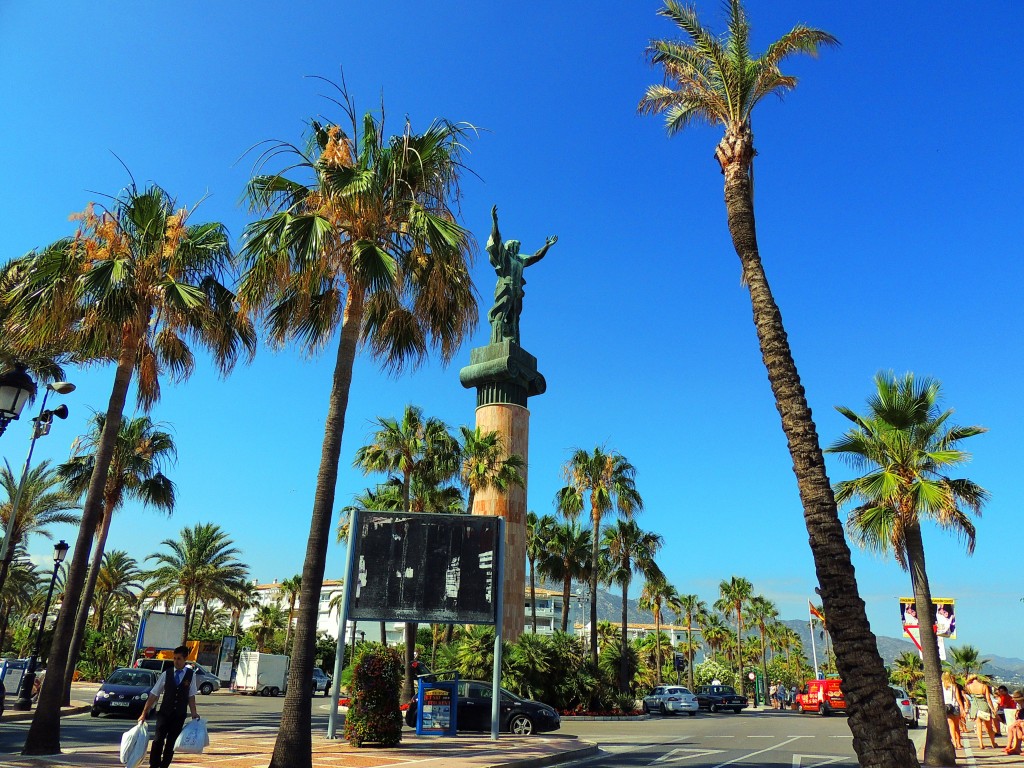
[[0, 379, 75, 562], [0, 363, 37, 437], [14, 539, 69, 710]]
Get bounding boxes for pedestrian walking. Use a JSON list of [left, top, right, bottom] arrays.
[[942, 671, 967, 750], [138, 646, 200, 768], [965, 674, 999, 749], [775, 682, 788, 710], [769, 682, 778, 709]]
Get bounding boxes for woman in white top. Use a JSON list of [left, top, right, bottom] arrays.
[[942, 671, 966, 750]]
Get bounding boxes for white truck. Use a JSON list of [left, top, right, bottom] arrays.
[[234, 651, 289, 696]]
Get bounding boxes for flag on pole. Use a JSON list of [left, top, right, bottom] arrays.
[[808, 601, 825, 623]]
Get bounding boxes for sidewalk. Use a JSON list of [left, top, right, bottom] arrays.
[[1, 681, 94, 723], [910, 725, 1024, 767], [3, 728, 597, 768]]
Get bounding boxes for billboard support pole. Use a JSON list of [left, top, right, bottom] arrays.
[[328, 509, 360, 739], [490, 517, 505, 742]]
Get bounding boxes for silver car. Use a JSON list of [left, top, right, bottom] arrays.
[[890, 686, 918, 728], [643, 685, 699, 716]]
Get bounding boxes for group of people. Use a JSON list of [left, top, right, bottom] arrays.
[[769, 681, 797, 710], [941, 671, 1024, 754]]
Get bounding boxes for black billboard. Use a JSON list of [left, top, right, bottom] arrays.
[[348, 511, 500, 625]]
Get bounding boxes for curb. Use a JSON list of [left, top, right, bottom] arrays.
[[0, 704, 92, 723], [560, 715, 650, 722], [496, 742, 599, 768]]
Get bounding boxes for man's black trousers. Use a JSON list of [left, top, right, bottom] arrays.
[[149, 713, 186, 768]]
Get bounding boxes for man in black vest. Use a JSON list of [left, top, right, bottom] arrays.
[[138, 645, 200, 768]]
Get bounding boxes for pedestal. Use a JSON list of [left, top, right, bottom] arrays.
[[459, 341, 545, 642]]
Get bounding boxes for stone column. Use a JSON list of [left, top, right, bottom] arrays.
[[460, 341, 545, 642]]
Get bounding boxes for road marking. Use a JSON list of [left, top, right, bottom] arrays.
[[649, 747, 726, 764], [791, 756, 848, 768], [747, 735, 775, 738], [710, 736, 807, 768]]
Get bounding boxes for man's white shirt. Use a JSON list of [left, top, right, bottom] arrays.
[[149, 668, 199, 699]]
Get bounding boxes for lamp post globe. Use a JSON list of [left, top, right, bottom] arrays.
[[13, 540, 70, 711], [0, 364, 37, 437]]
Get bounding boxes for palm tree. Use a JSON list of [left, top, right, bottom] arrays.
[[0, 553, 41, 651], [946, 645, 989, 683], [57, 413, 176, 700], [699, 612, 727, 664], [829, 372, 987, 764], [92, 550, 142, 630], [352, 404, 459, 703], [525, 511, 555, 633], [143, 523, 250, 642], [640, 4, 913, 765], [601, 520, 663, 692], [638, 572, 676, 684], [0, 461, 80, 595], [9, 183, 254, 754], [538, 521, 590, 633], [252, 604, 287, 652], [556, 447, 643, 666], [747, 595, 778, 704], [673, 594, 706, 690], [715, 577, 753, 692], [459, 426, 525, 515], [225, 580, 260, 637], [891, 651, 925, 693], [811, 602, 835, 673], [278, 575, 302, 656]]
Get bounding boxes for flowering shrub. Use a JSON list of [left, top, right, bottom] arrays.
[[343, 644, 403, 747]]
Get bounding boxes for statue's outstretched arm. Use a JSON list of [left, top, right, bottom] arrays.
[[486, 205, 502, 267], [525, 235, 557, 266]]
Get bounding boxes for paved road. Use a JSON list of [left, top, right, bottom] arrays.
[[561, 709, 859, 768], [1, 694, 862, 768]]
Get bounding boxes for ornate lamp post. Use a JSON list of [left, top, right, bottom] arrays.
[[0, 363, 37, 437], [14, 539, 70, 710], [0, 379, 75, 563]]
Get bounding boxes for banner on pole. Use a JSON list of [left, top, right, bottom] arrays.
[[900, 597, 956, 640]]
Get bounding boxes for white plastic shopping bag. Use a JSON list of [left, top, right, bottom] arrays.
[[174, 717, 208, 754], [119, 721, 148, 768]]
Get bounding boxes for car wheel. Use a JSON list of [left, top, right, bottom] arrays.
[[200, 682, 214, 696], [642, 701, 650, 714], [509, 714, 534, 735], [818, 704, 829, 717], [660, 703, 669, 715], [270, 687, 280, 697], [733, 707, 742, 714], [709, 703, 718, 713], [688, 711, 696, 717], [90, 708, 99, 718]]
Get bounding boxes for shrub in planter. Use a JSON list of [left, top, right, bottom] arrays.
[[343, 643, 403, 747]]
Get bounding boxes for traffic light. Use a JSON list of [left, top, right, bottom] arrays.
[[673, 652, 686, 672]]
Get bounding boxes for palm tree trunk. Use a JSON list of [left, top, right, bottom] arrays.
[[619, 582, 629, 693], [717, 127, 918, 768], [183, 601, 193, 645], [284, 597, 295, 655], [24, 326, 139, 755], [529, 557, 537, 634], [905, 521, 957, 765], [269, 292, 362, 768], [561, 575, 571, 633], [399, 470, 418, 704], [760, 629, 769, 708], [735, 610, 744, 694], [0, 606, 11, 652], [654, 608, 662, 685], [686, 621, 694, 691], [589, 498, 599, 668], [0, 547, 16, 600], [61, 502, 115, 704]]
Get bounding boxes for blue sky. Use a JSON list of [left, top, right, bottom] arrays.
[[2, 2, 1022, 657]]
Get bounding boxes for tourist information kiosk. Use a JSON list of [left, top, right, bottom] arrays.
[[415, 675, 459, 736]]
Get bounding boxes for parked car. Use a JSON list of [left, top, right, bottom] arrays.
[[642, 685, 699, 716], [135, 658, 220, 695], [91, 668, 159, 718], [891, 686, 918, 728], [404, 680, 560, 735], [311, 668, 332, 697], [0, 680, 6, 717], [694, 684, 749, 713]]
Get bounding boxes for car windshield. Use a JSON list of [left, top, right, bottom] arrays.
[[106, 670, 155, 687]]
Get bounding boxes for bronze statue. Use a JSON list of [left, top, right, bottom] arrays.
[[486, 205, 556, 345]]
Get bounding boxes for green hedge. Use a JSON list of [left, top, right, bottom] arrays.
[[344, 643, 403, 747]]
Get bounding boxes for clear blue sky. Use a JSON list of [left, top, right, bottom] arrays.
[[2, 2, 1022, 657]]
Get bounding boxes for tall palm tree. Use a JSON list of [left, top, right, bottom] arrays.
[[92, 550, 142, 630], [252, 603, 287, 652], [459, 426, 525, 514], [8, 183, 254, 754], [0, 553, 41, 651], [278, 575, 302, 656], [352, 404, 459, 702], [144, 523, 250, 642], [556, 447, 643, 666], [538, 521, 590, 633], [829, 372, 987, 764], [638, 572, 676, 684], [946, 645, 989, 681], [57, 413, 176, 700], [699, 612, 727, 664], [715, 576, 753, 691], [601, 520, 663, 692], [525, 511, 555, 633], [747, 595, 778, 704], [225, 580, 260, 638], [640, 4, 914, 765], [0, 461, 80, 595], [891, 651, 925, 692], [673, 594, 707, 690]]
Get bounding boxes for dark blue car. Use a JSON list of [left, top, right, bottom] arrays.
[[91, 668, 158, 718]]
